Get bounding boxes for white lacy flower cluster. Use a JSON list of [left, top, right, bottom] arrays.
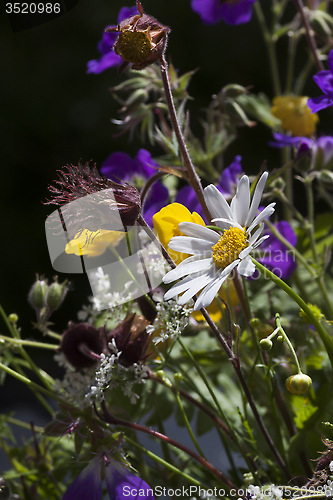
[[146, 295, 193, 345], [85, 340, 149, 405], [53, 353, 95, 409], [78, 267, 133, 323], [137, 230, 171, 279], [245, 484, 283, 500]]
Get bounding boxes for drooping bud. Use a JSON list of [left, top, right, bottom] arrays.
[[286, 373, 312, 394], [28, 276, 48, 310], [260, 338, 273, 351], [107, 313, 151, 366], [46, 277, 69, 310], [61, 323, 106, 369], [105, 0, 170, 73]]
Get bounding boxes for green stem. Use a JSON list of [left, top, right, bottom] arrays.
[[159, 55, 212, 223], [275, 314, 302, 373], [123, 435, 205, 488], [6, 416, 44, 433], [254, 1, 281, 96], [176, 337, 258, 475], [0, 336, 59, 350], [252, 258, 333, 369], [264, 219, 316, 277], [174, 379, 207, 459]]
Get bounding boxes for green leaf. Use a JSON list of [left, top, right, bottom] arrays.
[[235, 92, 281, 128], [196, 410, 214, 436]]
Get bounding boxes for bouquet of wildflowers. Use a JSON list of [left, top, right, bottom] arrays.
[[2, 0, 333, 499]]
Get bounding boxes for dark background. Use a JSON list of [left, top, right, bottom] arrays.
[[1, 0, 332, 469]]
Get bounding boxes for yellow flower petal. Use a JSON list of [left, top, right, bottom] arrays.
[[271, 96, 318, 137], [65, 229, 124, 257], [153, 203, 205, 264]]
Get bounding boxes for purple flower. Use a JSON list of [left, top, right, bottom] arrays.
[[87, 6, 138, 74], [63, 455, 154, 500], [256, 221, 297, 280], [308, 50, 333, 113], [101, 149, 168, 226], [269, 132, 333, 170], [191, 0, 256, 26]]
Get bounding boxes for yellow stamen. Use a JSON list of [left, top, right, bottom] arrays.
[[212, 227, 248, 269]]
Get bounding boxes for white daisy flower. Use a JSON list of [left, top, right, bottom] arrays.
[[162, 172, 275, 311]]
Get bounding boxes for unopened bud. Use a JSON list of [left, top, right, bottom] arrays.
[[28, 277, 48, 309], [46, 278, 68, 310], [286, 374, 312, 394], [260, 338, 273, 351], [277, 335, 284, 343], [250, 317, 261, 328], [9, 314, 18, 324]]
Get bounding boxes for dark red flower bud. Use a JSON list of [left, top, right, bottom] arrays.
[[107, 313, 151, 366], [106, 0, 170, 73], [61, 322, 106, 369]]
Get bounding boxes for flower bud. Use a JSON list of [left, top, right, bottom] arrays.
[[260, 338, 273, 351], [46, 278, 68, 310], [107, 313, 151, 366], [106, 0, 170, 73], [286, 374, 312, 394], [61, 322, 106, 369], [28, 277, 48, 309], [277, 335, 284, 343], [8, 313, 18, 324]]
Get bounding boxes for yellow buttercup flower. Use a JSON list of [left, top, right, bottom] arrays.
[[153, 203, 205, 265], [271, 96, 318, 137], [65, 229, 124, 257]]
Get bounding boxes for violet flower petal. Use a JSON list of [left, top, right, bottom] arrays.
[[143, 182, 169, 227], [221, 0, 256, 26], [101, 152, 135, 181], [63, 460, 102, 500], [313, 70, 333, 94], [105, 461, 155, 499], [308, 94, 333, 113]]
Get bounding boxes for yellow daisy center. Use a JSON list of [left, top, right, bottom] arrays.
[[212, 227, 248, 269]]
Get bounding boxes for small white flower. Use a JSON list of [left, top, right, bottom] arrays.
[[163, 172, 275, 310], [330, 461, 333, 473]]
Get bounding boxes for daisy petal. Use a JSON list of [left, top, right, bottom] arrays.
[[164, 269, 214, 301], [239, 245, 254, 260], [178, 268, 217, 305], [163, 257, 213, 284], [237, 256, 256, 276], [168, 236, 214, 255], [194, 272, 230, 310], [212, 218, 243, 230], [178, 222, 220, 243], [246, 172, 268, 226], [248, 225, 264, 245], [247, 203, 276, 233], [204, 184, 233, 220], [253, 234, 270, 249], [230, 175, 250, 226]]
